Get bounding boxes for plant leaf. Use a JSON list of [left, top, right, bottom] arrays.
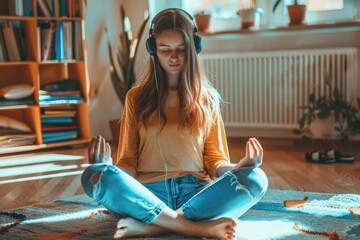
[[272, 0, 282, 13], [317, 110, 330, 119], [309, 93, 315, 104]]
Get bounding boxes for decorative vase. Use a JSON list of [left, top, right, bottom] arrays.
[[287, 4, 306, 25], [310, 117, 337, 139], [237, 8, 263, 30]]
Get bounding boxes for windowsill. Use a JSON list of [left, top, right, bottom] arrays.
[[200, 19, 360, 53], [201, 19, 360, 38]]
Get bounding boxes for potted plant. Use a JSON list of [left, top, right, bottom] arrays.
[[106, 5, 149, 143], [236, 0, 263, 30], [194, 10, 211, 32], [293, 71, 360, 141], [272, 0, 306, 25]]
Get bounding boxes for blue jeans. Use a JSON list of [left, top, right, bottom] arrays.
[[81, 164, 268, 224]]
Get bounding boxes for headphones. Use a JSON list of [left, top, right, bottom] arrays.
[[146, 8, 202, 57]]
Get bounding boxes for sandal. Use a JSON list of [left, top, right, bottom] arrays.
[[324, 148, 355, 163], [305, 151, 336, 164]]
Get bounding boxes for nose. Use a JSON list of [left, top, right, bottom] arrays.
[[170, 50, 179, 60]]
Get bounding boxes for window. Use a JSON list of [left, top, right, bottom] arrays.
[[307, 0, 344, 12]]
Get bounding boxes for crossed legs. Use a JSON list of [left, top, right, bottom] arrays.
[[81, 164, 238, 239]]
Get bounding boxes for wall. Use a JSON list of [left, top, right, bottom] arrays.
[[85, 0, 148, 140], [84, 0, 360, 140]]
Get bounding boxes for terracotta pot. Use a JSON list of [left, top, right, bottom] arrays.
[[287, 4, 306, 25], [109, 119, 121, 145], [237, 8, 263, 30], [194, 14, 211, 32]]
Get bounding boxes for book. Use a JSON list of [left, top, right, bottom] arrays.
[[39, 21, 56, 61], [42, 125, 77, 132], [2, 22, 20, 62], [39, 90, 81, 96], [42, 130, 78, 143], [42, 114, 75, 118], [67, 0, 74, 18], [0, 29, 5, 62], [37, 0, 52, 17], [54, 0, 61, 17], [73, 21, 83, 60], [60, 0, 68, 17], [7, 22, 21, 61], [63, 21, 73, 59], [24, 0, 32, 16], [54, 21, 64, 60], [41, 116, 74, 124], [0, 98, 35, 106], [8, 0, 24, 16], [12, 22, 27, 61], [42, 109, 77, 115]]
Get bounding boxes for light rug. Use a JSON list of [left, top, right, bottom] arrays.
[[1, 189, 359, 240]]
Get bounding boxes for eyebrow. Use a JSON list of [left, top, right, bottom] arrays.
[[157, 43, 185, 47]]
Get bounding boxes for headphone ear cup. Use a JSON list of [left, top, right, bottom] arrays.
[[194, 35, 202, 54], [146, 37, 156, 56]]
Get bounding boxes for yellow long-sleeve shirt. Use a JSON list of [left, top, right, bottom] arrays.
[[116, 86, 230, 183]]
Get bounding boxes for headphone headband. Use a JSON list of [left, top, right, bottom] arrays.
[[149, 8, 198, 36], [146, 8, 202, 56]]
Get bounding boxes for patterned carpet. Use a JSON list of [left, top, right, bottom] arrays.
[[1, 189, 359, 240]]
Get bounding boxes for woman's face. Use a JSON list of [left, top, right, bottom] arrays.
[[155, 30, 186, 82]]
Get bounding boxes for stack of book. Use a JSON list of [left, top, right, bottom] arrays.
[[41, 107, 78, 143], [39, 78, 84, 105], [39, 89, 83, 105], [0, 21, 27, 62]]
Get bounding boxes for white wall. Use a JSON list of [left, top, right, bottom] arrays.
[[85, 0, 148, 140], [84, 0, 360, 140]]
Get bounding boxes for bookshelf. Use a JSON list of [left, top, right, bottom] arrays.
[[0, 0, 91, 155]]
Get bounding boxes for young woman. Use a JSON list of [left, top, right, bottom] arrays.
[[82, 8, 268, 239]]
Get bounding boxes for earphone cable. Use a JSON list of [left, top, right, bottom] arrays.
[[151, 57, 170, 207]]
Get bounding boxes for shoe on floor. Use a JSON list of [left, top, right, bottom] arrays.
[[325, 148, 355, 163], [305, 151, 336, 164]]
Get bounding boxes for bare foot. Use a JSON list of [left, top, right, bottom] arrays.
[[113, 217, 237, 240], [113, 217, 168, 239], [198, 218, 237, 240]]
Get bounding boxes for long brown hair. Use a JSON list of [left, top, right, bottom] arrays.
[[135, 9, 220, 136]]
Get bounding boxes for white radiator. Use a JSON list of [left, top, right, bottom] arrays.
[[202, 48, 359, 137]]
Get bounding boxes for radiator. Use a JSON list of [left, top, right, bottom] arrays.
[[202, 48, 359, 137]]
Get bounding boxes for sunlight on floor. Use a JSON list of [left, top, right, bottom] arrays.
[[0, 153, 84, 168], [0, 163, 80, 178], [0, 170, 85, 184], [0, 153, 86, 184], [236, 220, 302, 239], [22, 208, 106, 224]]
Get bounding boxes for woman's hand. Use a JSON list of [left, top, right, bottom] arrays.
[[88, 135, 113, 165], [236, 138, 263, 168]]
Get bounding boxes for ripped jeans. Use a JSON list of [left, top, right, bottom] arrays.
[[81, 164, 268, 224]]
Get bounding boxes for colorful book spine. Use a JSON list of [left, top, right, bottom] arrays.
[[54, 21, 64, 60]]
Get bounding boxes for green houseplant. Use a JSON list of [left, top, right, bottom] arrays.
[[293, 72, 360, 140], [106, 5, 149, 142], [272, 0, 306, 25]]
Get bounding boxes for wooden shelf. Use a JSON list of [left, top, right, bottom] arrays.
[[0, 0, 91, 155]]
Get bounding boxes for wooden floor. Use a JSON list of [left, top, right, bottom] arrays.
[[1, 138, 359, 211]]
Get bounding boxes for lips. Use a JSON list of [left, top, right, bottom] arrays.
[[169, 64, 180, 67]]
